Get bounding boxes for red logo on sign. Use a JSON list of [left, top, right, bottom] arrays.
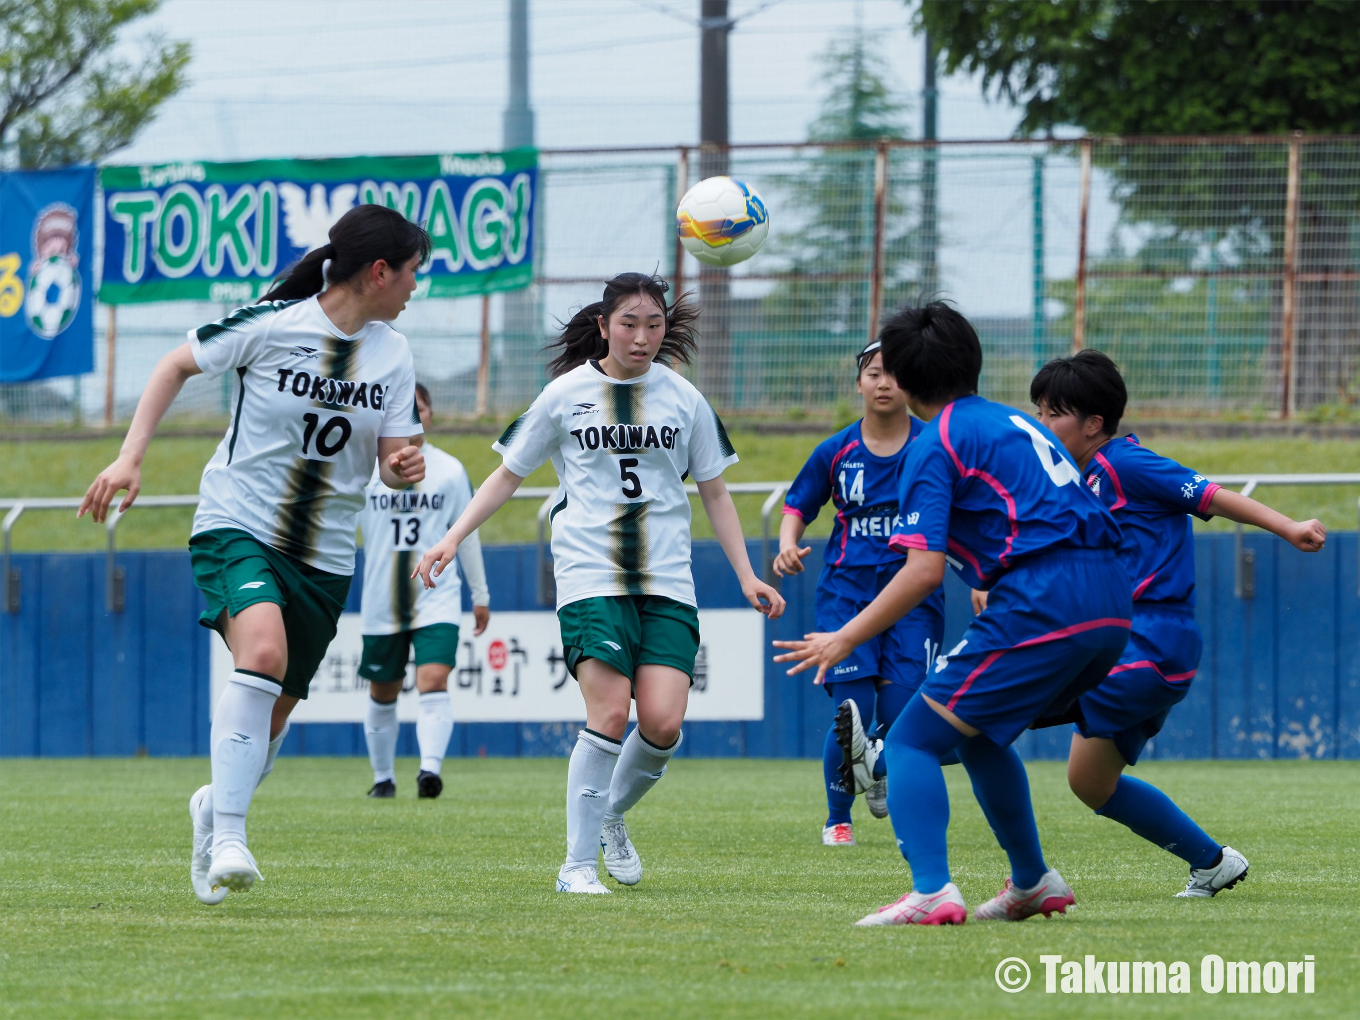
[[487, 640, 508, 671]]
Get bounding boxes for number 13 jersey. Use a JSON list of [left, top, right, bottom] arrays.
[[189, 295, 422, 575], [495, 360, 737, 610]]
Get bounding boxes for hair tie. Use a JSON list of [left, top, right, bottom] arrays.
[[320, 242, 336, 257]]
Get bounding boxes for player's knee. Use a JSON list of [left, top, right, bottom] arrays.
[[1067, 765, 1115, 810], [239, 643, 287, 682], [369, 681, 401, 705], [595, 702, 631, 738], [639, 716, 682, 748]]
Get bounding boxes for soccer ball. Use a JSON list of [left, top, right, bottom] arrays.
[[676, 176, 769, 267], [25, 255, 81, 339]]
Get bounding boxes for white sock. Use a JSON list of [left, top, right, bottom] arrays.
[[210, 671, 280, 852], [365, 697, 399, 783], [604, 728, 682, 824], [416, 691, 454, 775], [194, 720, 287, 832], [565, 729, 621, 868]]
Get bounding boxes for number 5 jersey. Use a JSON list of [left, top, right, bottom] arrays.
[[189, 296, 422, 575], [494, 360, 738, 610], [358, 443, 490, 635]]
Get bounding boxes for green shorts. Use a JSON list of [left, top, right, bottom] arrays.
[[359, 623, 461, 684], [190, 528, 352, 700], [557, 595, 700, 682]]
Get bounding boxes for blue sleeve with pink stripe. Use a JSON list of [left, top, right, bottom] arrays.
[[1082, 435, 1218, 605], [889, 396, 1122, 590]]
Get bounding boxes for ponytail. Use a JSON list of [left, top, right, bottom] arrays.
[[546, 271, 700, 378], [262, 206, 431, 302]]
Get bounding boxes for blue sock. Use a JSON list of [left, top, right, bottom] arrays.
[[871, 681, 911, 780], [823, 679, 876, 826], [884, 695, 965, 894], [1096, 775, 1221, 869], [957, 735, 1048, 889]]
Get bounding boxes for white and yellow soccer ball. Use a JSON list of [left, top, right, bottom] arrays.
[[676, 176, 769, 267], [25, 255, 82, 339]]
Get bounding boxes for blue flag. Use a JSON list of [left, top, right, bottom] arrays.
[[0, 167, 95, 382]]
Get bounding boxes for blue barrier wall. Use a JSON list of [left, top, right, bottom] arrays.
[[3, 535, 1358, 759]]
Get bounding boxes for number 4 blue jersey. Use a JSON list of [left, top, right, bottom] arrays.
[[1083, 434, 1221, 605], [888, 396, 1122, 590]]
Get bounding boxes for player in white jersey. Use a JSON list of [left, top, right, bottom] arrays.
[[79, 205, 430, 904], [359, 382, 490, 800], [415, 272, 785, 894]]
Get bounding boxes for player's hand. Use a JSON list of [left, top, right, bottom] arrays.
[[772, 631, 851, 685], [742, 576, 786, 618], [77, 455, 141, 523], [413, 534, 460, 589], [772, 544, 811, 577], [1286, 519, 1326, 552], [388, 445, 424, 484], [970, 588, 988, 615], [472, 604, 490, 636]]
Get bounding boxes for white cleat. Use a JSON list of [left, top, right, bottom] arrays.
[[834, 699, 880, 794], [556, 864, 611, 894], [822, 822, 855, 846], [855, 882, 968, 926], [865, 777, 889, 819], [974, 868, 1075, 921], [207, 841, 262, 895], [600, 821, 642, 885], [1176, 846, 1249, 898], [189, 785, 228, 905]]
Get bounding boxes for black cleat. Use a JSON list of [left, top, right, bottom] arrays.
[[367, 779, 396, 798], [417, 770, 443, 799]]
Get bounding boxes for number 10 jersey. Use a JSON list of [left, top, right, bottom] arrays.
[[495, 360, 738, 610], [189, 296, 421, 576]]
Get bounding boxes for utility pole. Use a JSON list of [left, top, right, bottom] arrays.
[[920, 30, 939, 299], [698, 0, 733, 404], [501, 0, 538, 413]]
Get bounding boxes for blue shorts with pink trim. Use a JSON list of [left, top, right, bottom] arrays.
[[920, 547, 1132, 747], [1075, 600, 1201, 765]]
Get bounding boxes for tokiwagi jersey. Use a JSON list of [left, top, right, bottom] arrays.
[[1083, 434, 1220, 605], [189, 295, 422, 575], [359, 444, 490, 635], [494, 360, 737, 610], [888, 396, 1122, 590]]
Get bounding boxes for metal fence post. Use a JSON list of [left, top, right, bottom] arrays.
[[673, 145, 688, 298], [3, 503, 22, 613], [1032, 151, 1045, 370], [1281, 134, 1301, 418], [1073, 138, 1092, 353], [1233, 480, 1259, 599], [867, 140, 889, 346]]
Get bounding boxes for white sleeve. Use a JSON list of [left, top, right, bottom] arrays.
[[380, 346, 422, 439], [492, 388, 559, 478], [448, 465, 490, 605], [189, 304, 272, 377], [686, 392, 739, 482]]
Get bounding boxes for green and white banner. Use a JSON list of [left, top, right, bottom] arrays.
[[99, 150, 536, 304]]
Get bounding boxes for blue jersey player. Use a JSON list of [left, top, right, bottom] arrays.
[[775, 342, 945, 848], [1027, 350, 1325, 898], [776, 303, 1132, 926]]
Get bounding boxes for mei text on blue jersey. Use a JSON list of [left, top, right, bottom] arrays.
[[993, 954, 1316, 995]]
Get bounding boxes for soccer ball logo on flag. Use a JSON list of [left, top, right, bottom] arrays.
[[24, 203, 82, 340]]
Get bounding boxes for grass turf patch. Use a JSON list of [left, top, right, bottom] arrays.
[[0, 758, 1355, 1019], [3, 434, 1360, 551]]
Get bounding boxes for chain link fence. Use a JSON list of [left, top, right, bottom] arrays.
[[4, 136, 1357, 427]]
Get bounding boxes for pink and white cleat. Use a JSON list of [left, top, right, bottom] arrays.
[[973, 868, 1075, 921], [822, 823, 855, 847], [855, 882, 968, 926]]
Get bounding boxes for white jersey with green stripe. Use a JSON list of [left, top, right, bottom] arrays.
[[188, 295, 422, 575], [358, 443, 489, 635], [494, 360, 738, 610]]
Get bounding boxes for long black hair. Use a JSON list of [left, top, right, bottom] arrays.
[[262, 204, 432, 302], [1030, 350, 1127, 436], [545, 272, 700, 378]]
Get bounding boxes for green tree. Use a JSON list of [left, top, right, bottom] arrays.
[[0, 0, 190, 168]]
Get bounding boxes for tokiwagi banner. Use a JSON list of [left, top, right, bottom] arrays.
[[98, 149, 536, 305], [0, 166, 95, 382]]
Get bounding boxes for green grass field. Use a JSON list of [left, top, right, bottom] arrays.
[[1, 758, 1355, 1019], [3, 432, 1360, 552]]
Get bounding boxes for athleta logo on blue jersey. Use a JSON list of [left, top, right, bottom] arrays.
[[570, 423, 681, 451], [274, 368, 386, 409]]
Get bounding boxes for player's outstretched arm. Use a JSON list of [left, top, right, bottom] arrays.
[[773, 549, 945, 684], [378, 437, 424, 489], [78, 343, 201, 523], [413, 464, 524, 588], [696, 476, 785, 618], [1208, 488, 1326, 552], [772, 511, 812, 577]]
